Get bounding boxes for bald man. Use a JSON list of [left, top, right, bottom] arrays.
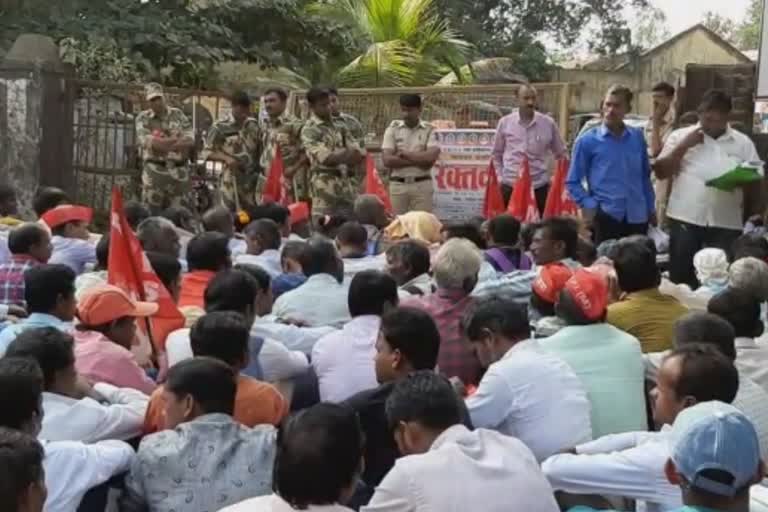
[[491, 85, 567, 213]]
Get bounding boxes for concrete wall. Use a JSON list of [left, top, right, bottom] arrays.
[[554, 27, 749, 116], [551, 68, 638, 114], [0, 69, 43, 219]]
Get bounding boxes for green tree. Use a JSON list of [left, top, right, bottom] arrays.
[[734, 0, 762, 50], [633, 6, 671, 50], [308, 0, 472, 87], [703, 11, 736, 43]]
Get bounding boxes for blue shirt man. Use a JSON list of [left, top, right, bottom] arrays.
[[566, 86, 655, 244]]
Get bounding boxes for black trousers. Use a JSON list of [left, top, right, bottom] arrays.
[[668, 218, 741, 289], [501, 183, 549, 216], [592, 208, 648, 245]]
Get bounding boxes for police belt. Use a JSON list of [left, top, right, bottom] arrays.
[[144, 159, 186, 167], [315, 167, 347, 178], [390, 174, 431, 184]]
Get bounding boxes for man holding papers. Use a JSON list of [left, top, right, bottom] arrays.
[[655, 90, 762, 288]]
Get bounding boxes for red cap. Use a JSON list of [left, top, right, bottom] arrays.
[[289, 202, 310, 225], [532, 264, 574, 303], [561, 269, 608, 321], [41, 204, 93, 229]]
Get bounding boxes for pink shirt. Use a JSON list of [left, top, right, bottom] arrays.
[[491, 111, 566, 188], [74, 330, 156, 395]]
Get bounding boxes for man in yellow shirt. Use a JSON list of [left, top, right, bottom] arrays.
[[607, 236, 688, 353]]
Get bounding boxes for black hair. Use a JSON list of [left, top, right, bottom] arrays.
[[520, 222, 540, 252], [190, 311, 250, 367], [0, 183, 15, 203], [707, 288, 763, 339], [249, 203, 291, 227], [95, 233, 110, 269], [281, 241, 307, 266], [462, 297, 529, 342], [234, 263, 271, 292], [380, 307, 440, 370], [530, 292, 556, 317], [348, 270, 398, 317], [186, 232, 231, 272], [674, 311, 737, 360], [124, 201, 151, 230], [263, 88, 288, 102], [607, 84, 634, 109], [6, 328, 75, 390], [386, 370, 463, 433], [274, 403, 363, 508], [0, 428, 45, 512], [315, 211, 353, 239], [202, 206, 233, 233], [443, 223, 486, 250], [576, 237, 597, 267], [306, 87, 330, 106], [487, 214, 521, 246], [612, 238, 660, 293], [399, 94, 422, 108], [731, 233, 768, 262], [204, 269, 259, 315], [327, 86, 339, 96], [301, 237, 339, 278], [146, 251, 182, 293], [160, 206, 194, 229], [665, 344, 739, 404], [651, 82, 676, 97], [32, 187, 68, 217], [244, 219, 281, 251], [699, 89, 733, 114], [337, 221, 368, 248], [231, 90, 252, 108], [7, 224, 47, 255], [165, 357, 237, 416], [385, 240, 431, 277], [537, 217, 578, 259], [24, 264, 75, 314], [0, 358, 43, 430]]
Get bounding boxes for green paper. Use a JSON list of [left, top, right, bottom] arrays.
[[705, 162, 764, 191]]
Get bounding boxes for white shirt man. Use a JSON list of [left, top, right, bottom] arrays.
[[44, 439, 134, 512], [272, 273, 351, 328], [362, 425, 559, 512], [252, 315, 336, 354], [236, 249, 282, 278], [465, 339, 593, 461], [312, 315, 380, 402], [41, 382, 149, 443]]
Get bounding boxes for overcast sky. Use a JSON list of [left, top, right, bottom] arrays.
[[640, 0, 753, 34]]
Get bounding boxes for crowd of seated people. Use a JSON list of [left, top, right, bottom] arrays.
[[1, 183, 768, 512]]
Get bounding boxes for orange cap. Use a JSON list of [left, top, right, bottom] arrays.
[[77, 285, 158, 326], [561, 269, 609, 321], [289, 202, 310, 225], [41, 204, 93, 229], [532, 263, 574, 304]]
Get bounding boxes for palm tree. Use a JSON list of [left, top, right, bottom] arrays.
[[308, 0, 472, 87]]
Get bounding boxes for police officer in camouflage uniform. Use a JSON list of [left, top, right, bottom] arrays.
[[135, 83, 195, 213], [202, 91, 260, 211], [260, 88, 310, 202], [328, 87, 365, 144], [301, 87, 365, 219]]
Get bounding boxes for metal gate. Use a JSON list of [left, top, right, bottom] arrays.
[[69, 79, 231, 215]]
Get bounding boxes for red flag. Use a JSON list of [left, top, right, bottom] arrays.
[[365, 154, 393, 213], [261, 144, 289, 205], [108, 188, 184, 355], [543, 158, 579, 218], [482, 160, 505, 219], [507, 156, 541, 223]]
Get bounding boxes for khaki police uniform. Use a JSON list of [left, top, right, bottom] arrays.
[[381, 119, 439, 214]]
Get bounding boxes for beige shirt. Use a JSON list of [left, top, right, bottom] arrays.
[[382, 120, 439, 178]]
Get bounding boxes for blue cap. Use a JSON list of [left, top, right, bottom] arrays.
[[670, 401, 761, 497]]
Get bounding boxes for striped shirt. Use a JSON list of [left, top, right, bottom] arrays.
[[0, 255, 39, 307]]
